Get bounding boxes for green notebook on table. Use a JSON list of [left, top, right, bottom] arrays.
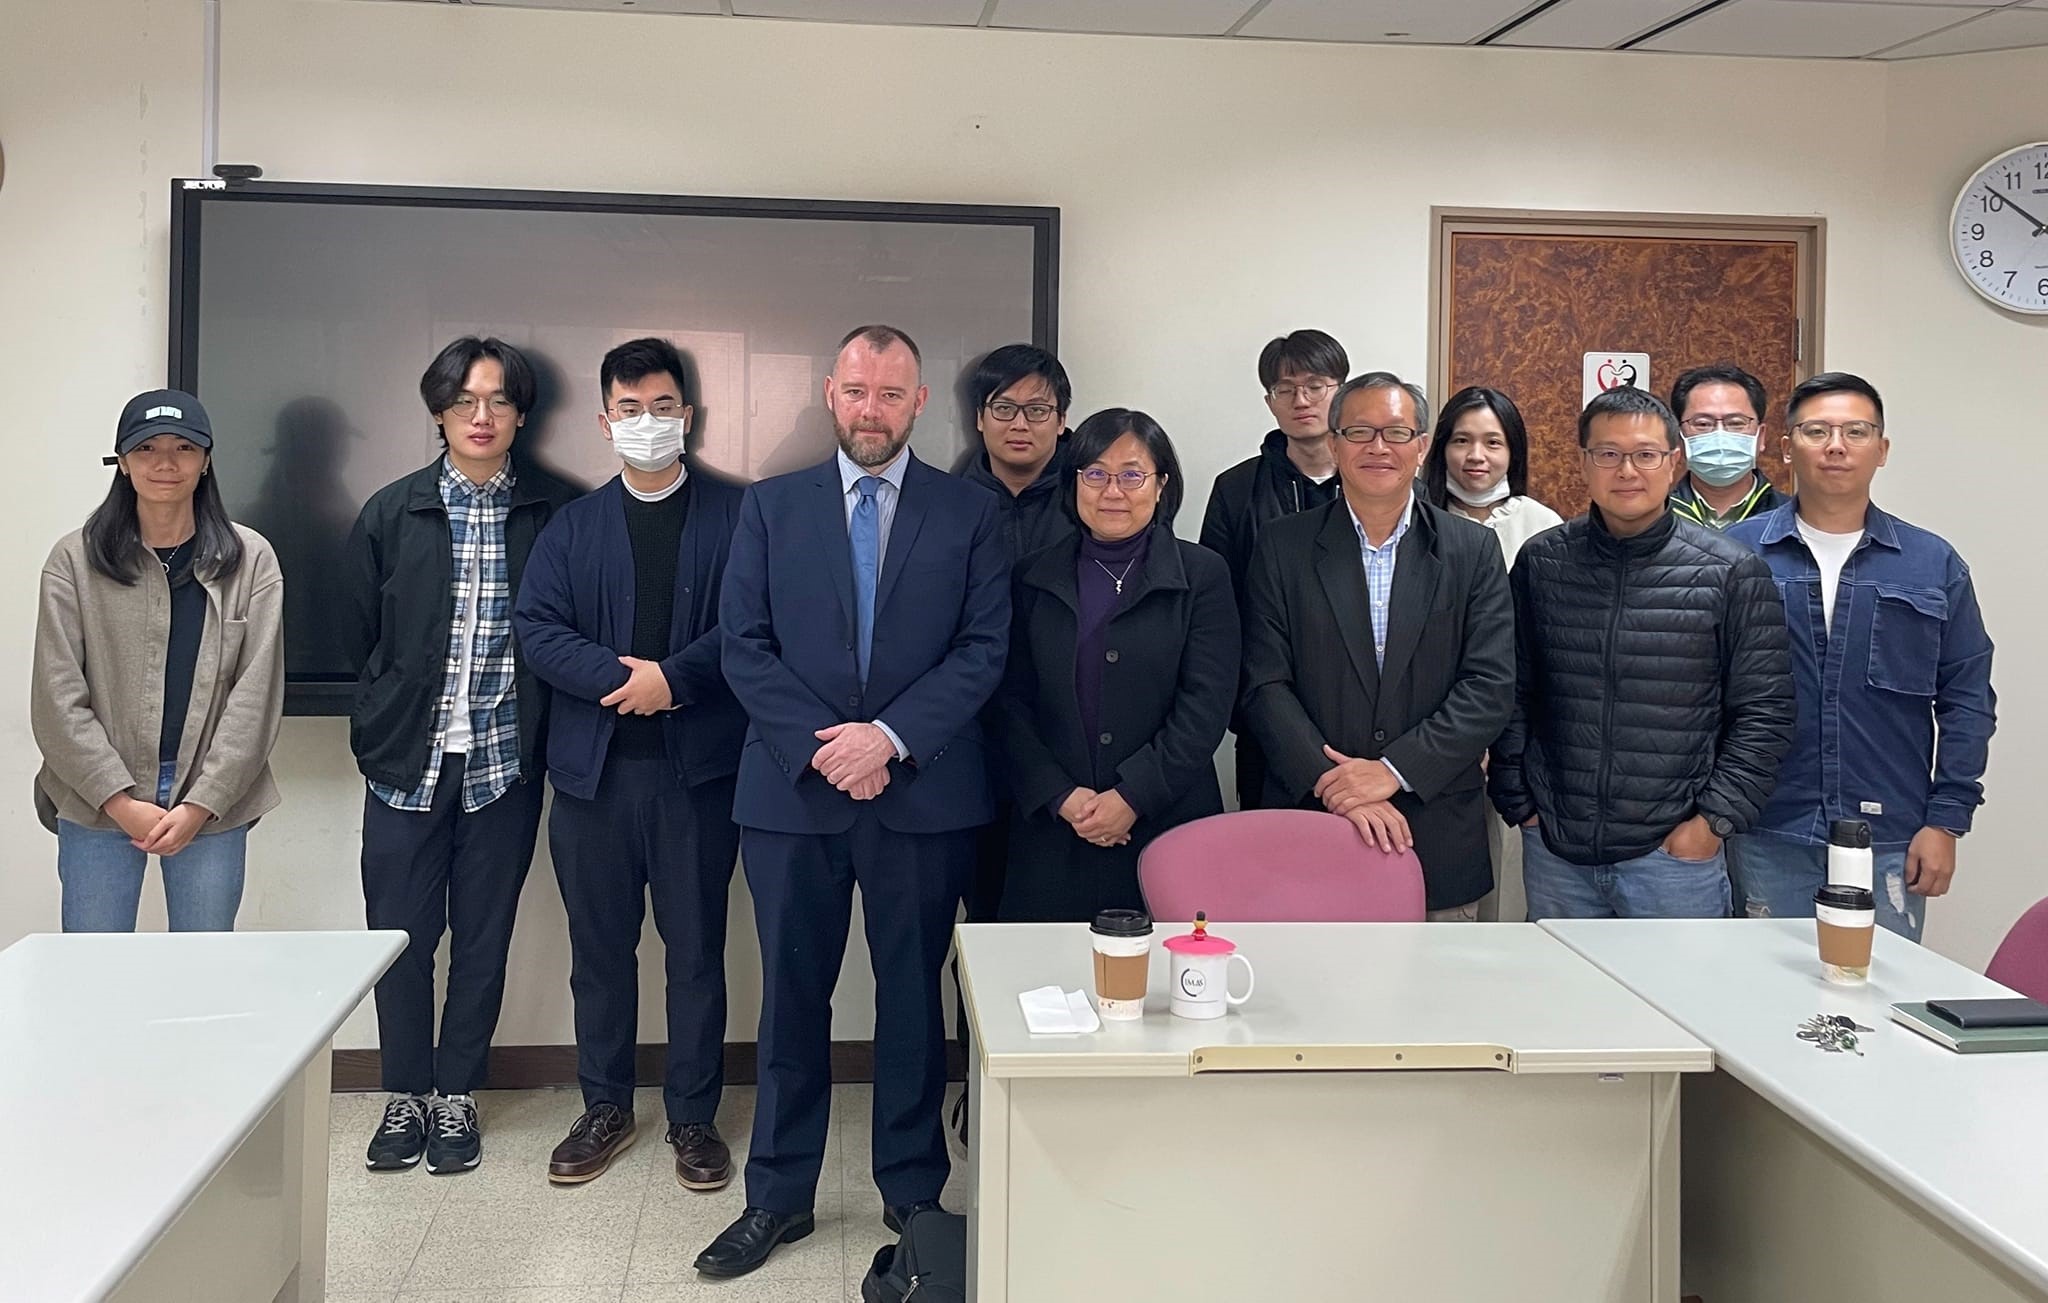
[[1890, 1002, 2048, 1054]]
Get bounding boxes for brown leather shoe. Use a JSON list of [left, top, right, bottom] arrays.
[[668, 1121, 733, 1190], [547, 1103, 636, 1184]]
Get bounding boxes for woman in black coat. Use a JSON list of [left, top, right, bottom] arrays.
[[995, 408, 1240, 922]]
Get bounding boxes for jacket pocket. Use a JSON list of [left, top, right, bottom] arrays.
[[219, 617, 249, 673], [1868, 584, 1945, 696]]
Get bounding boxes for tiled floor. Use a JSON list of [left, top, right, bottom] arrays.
[[325, 1083, 965, 1303]]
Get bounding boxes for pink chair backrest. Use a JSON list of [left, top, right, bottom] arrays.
[[1138, 809, 1427, 923], [1986, 896, 2048, 1003]]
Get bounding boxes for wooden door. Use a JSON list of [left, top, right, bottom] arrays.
[[1435, 216, 1820, 520]]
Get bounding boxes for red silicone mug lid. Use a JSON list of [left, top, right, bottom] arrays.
[[1164, 932, 1235, 955]]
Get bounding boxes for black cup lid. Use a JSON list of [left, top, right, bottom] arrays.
[[1091, 909, 1153, 937], [1829, 819, 1873, 849], [1815, 884, 1875, 911]]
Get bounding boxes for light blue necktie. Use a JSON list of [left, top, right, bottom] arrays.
[[852, 476, 882, 685]]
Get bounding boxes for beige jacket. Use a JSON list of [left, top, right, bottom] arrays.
[[32, 524, 285, 834]]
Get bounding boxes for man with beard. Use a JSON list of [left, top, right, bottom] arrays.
[[696, 325, 1009, 1278]]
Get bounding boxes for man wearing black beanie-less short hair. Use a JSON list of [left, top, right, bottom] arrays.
[[341, 336, 575, 1177]]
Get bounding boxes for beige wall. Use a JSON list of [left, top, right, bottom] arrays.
[[2, 0, 2040, 1052]]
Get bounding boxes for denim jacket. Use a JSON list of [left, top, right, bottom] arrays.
[[1727, 501, 1995, 849]]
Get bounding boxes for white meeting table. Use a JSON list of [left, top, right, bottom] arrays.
[[0, 930, 405, 1303], [1543, 918, 2048, 1303], [957, 921, 1713, 1303]]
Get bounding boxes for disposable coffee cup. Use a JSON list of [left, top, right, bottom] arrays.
[[1090, 910, 1153, 1021], [1815, 884, 1876, 985]]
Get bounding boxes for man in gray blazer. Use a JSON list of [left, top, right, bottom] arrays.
[[1241, 371, 1516, 918]]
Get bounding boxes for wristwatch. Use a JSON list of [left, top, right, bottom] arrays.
[[1704, 813, 1736, 838]]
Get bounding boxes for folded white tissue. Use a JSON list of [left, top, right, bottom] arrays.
[[1018, 985, 1102, 1035]]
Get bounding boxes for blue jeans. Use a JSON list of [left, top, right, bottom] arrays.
[[1521, 825, 1731, 921], [1725, 830, 1924, 942], [57, 760, 248, 932]]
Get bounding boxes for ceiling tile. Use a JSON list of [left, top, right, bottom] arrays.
[[1875, 6, 2048, 53], [1793, 0, 1996, 6], [1240, 0, 1541, 43], [1638, 0, 1984, 57], [988, 0, 1256, 36], [733, 0, 986, 23], [1493, 0, 1713, 49], [476, 0, 722, 10]]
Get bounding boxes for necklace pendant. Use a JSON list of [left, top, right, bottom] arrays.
[[1113, 579, 1123, 595]]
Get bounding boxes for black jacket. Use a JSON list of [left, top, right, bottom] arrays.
[[1242, 499, 1515, 910], [1200, 431, 1342, 808], [995, 527, 1239, 921], [340, 456, 579, 792], [956, 436, 1075, 568], [1489, 508, 1794, 866]]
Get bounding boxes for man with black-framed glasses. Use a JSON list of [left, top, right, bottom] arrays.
[[955, 343, 1075, 566], [1241, 371, 1515, 920], [1491, 385, 1793, 921], [1201, 329, 1351, 809], [1667, 363, 1787, 530], [1725, 372, 1996, 941]]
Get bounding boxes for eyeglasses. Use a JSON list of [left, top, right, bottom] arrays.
[[1789, 420, 1883, 446], [1078, 468, 1161, 492], [1334, 425, 1421, 445], [609, 399, 687, 419], [1584, 447, 1678, 470], [1269, 380, 1340, 404], [447, 395, 517, 419], [986, 399, 1059, 425], [1681, 416, 1759, 435]]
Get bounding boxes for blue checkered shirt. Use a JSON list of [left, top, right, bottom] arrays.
[[1347, 493, 1414, 668], [369, 457, 521, 813]]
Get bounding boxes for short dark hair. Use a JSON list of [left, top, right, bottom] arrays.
[[1670, 364, 1767, 424], [969, 344, 1071, 417], [1064, 407, 1186, 530], [419, 336, 537, 437], [1422, 387, 1530, 507], [1257, 329, 1349, 392], [837, 323, 922, 366], [1787, 371, 1885, 426], [1328, 370, 1431, 436], [1579, 385, 1680, 448], [600, 337, 690, 406]]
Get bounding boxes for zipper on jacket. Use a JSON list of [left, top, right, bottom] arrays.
[[1594, 552, 1628, 862]]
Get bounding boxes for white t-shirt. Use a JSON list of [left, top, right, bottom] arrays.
[[1796, 517, 1863, 636]]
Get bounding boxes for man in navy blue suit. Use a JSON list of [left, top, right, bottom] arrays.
[[695, 325, 1009, 1278], [512, 338, 749, 1192]]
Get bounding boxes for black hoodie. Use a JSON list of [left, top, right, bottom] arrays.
[[956, 434, 1075, 569]]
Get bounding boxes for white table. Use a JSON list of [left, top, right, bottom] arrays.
[[957, 922, 1712, 1303], [0, 930, 405, 1303], [1543, 919, 2048, 1303]]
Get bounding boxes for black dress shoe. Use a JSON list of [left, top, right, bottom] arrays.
[[694, 1207, 816, 1278], [883, 1199, 945, 1235]]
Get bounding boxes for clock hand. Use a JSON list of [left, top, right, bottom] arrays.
[[1983, 185, 2048, 238]]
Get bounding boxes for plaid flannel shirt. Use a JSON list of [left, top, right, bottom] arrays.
[[369, 457, 522, 813]]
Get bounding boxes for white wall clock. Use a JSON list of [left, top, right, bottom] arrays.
[[1951, 141, 2048, 316]]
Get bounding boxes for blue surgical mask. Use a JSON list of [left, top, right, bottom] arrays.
[[1683, 432, 1757, 488]]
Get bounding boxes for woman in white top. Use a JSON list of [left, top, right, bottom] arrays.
[[1419, 386, 1561, 923], [1420, 386, 1563, 568]]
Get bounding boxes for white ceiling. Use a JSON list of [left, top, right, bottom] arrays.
[[365, 0, 2048, 59]]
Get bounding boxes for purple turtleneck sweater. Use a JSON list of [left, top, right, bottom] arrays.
[[1075, 527, 1152, 758]]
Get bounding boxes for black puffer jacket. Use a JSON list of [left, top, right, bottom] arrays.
[[1489, 508, 1793, 866]]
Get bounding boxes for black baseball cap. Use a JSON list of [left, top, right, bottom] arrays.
[[106, 389, 213, 465]]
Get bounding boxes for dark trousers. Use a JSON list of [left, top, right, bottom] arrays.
[[742, 815, 972, 1213], [361, 754, 542, 1096], [1233, 729, 1271, 811], [550, 752, 740, 1124]]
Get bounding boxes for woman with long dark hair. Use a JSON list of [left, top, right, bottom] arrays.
[[1420, 386, 1563, 568], [994, 409, 1239, 921], [32, 389, 284, 931]]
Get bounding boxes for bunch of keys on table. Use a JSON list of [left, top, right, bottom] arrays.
[[1798, 1013, 1873, 1055]]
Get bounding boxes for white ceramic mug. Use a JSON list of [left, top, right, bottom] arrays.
[[1169, 949, 1254, 1021]]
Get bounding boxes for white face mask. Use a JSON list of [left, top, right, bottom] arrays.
[[1445, 473, 1510, 508], [608, 411, 686, 472]]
